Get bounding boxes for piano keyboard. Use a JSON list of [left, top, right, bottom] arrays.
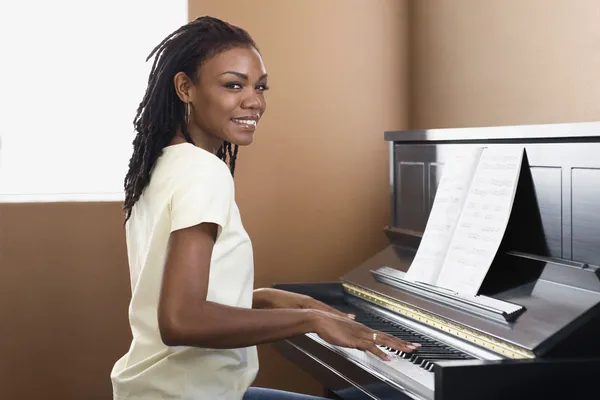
[[355, 310, 476, 372], [306, 305, 479, 399]]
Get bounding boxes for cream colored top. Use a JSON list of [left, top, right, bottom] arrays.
[[111, 143, 258, 400]]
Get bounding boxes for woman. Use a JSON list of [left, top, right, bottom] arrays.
[[111, 15, 418, 400]]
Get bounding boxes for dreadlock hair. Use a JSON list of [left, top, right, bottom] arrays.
[[123, 16, 258, 223]]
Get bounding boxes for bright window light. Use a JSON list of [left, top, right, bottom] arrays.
[[0, 0, 188, 202]]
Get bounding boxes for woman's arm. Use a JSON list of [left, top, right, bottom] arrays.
[[158, 222, 319, 348], [158, 222, 418, 358]]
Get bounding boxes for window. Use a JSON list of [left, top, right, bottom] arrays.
[[0, 0, 188, 201]]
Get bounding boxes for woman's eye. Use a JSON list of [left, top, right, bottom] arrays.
[[225, 82, 269, 92], [257, 84, 270, 92]]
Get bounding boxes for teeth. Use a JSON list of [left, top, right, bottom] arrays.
[[232, 118, 257, 126]]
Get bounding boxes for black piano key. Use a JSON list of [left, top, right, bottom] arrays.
[[408, 349, 449, 355], [421, 358, 464, 372], [387, 343, 459, 356], [419, 355, 466, 370], [371, 328, 425, 341], [416, 353, 466, 359]]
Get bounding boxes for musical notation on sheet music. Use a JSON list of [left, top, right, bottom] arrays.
[[404, 147, 483, 284], [436, 146, 524, 295]]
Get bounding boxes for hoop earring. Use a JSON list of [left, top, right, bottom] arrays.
[[185, 102, 190, 125]]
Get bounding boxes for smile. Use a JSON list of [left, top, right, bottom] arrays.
[[231, 117, 258, 130]]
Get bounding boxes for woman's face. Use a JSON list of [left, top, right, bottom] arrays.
[[175, 46, 268, 150]]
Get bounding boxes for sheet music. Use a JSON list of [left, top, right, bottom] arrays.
[[436, 146, 524, 296], [405, 147, 483, 284]]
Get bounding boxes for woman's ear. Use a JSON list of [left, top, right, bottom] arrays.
[[173, 72, 194, 103]]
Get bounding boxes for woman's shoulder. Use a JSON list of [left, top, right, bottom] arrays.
[[159, 143, 231, 176], [155, 143, 233, 190]]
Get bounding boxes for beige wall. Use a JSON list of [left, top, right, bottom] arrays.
[[0, 203, 131, 400], [409, 0, 600, 129], [188, 0, 409, 394]]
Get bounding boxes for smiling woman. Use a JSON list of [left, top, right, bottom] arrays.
[[122, 18, 268, 222], [111, 15, 418, 400]]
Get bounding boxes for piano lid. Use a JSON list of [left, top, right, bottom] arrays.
[[342, 121, 600, 359], [384, 120, 600, 142]]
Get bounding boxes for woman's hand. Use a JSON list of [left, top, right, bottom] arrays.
[[252, 288, 421, 360], [310, 309, 421, 361], [253, 288, 353, 319]]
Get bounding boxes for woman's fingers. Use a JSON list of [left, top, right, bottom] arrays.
[[355, 330, 420, 361], [376, 331, 421, 352], [357, 340, 391, 361]]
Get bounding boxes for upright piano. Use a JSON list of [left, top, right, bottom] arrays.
[[272, 122, 600, 400]]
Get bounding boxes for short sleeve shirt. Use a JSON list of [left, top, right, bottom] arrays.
[[111, 143, 258, 400]]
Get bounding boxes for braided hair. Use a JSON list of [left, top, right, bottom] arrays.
[[123, 16, 257, 223]]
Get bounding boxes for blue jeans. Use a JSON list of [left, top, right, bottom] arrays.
[[243, 387, 328, 399]]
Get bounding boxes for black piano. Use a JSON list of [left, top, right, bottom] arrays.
[[272, 122, 600, 400]]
